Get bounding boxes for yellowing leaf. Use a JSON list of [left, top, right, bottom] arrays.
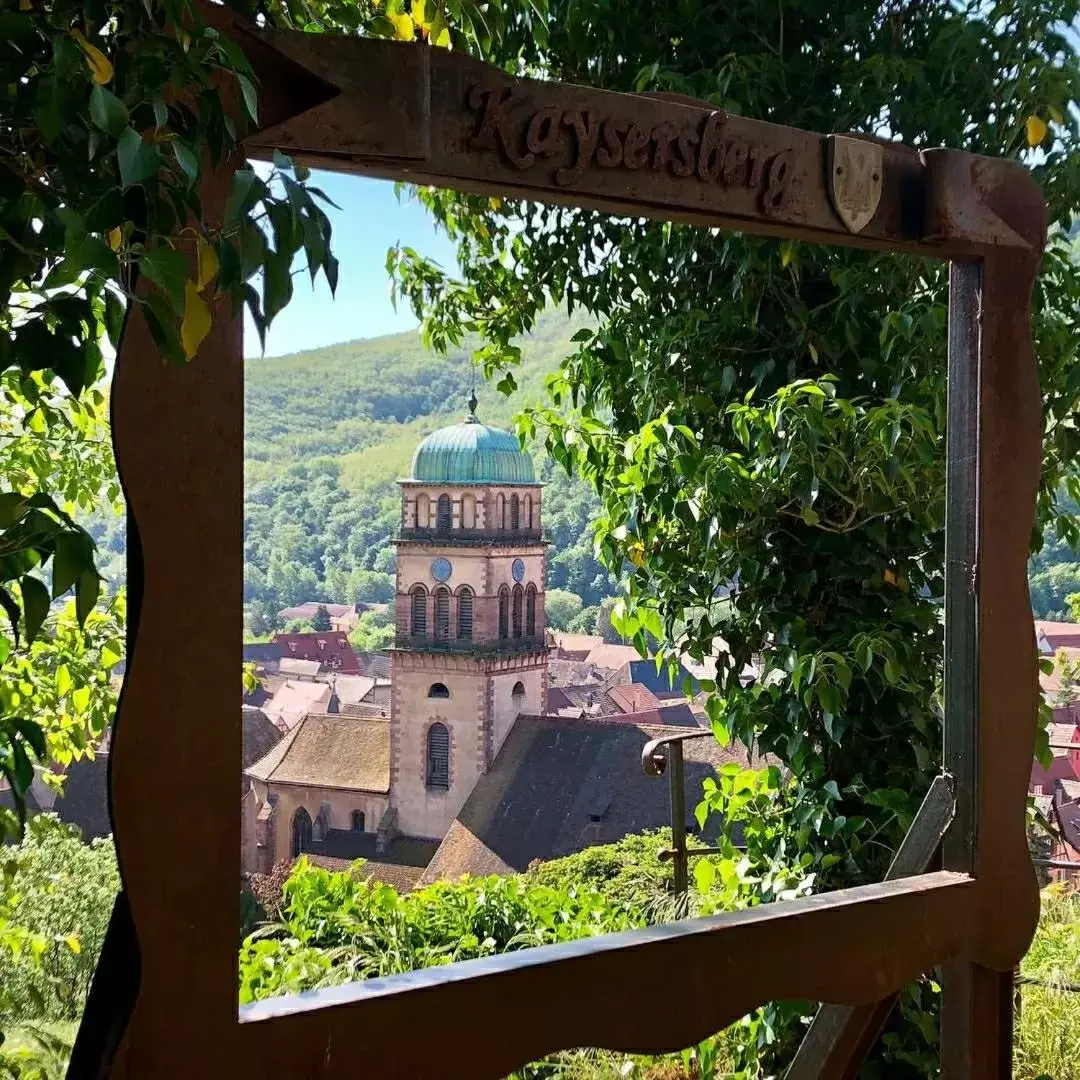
[[65, 934, 82, 954], [488, 197, 503, 211], [1025, 114, 1048, 147], [181, 280, 211, 359], [883, 568, 898, 586], [196, 239, 219, 292], [390, 12, 415, 39], [107, 227, 122, 251], [780, 242, 794, 268], [1049, 106, 1065, 125], [628, 541, 645, 568], [412, 0, 432, 29], [71, 30, 114, 85], [19, 0, 32, 10]]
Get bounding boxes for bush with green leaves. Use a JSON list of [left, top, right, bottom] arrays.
[[0, 816, 119, 1025]]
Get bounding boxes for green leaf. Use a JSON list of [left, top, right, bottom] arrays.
[[101, 638, 124, 669], [75, 569, 100, 625], [117, 126, 161, 187], [89, 84, 128, 136], [172, 140, 199, 184], [11, 718, 46, 760], [139, 246, 189, 314], [262, 251, 293, 325], [104, 288, 126, 347], [236, 73, 258, 123], [225, 169, 258, 225], [20, 575, 50, 643], [52, 531, 91, 597]]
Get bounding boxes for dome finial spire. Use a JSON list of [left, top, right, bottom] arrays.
[[465, 387, 479, 423]]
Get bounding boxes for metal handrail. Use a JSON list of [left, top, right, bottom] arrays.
[[397, 527, 546, 544], [393, 634, 548, 655], [641, 729, 717, 893]]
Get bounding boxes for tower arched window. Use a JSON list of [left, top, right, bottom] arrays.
[[457, 586, 473, 640], [498, 586, 510, 640], [437, 493, 452, 533], [525, 584, 537, 637], [416, 492, 430, 529], [512, 584, 523, 639], [511, 680, 525, 703], [427, 723, 450, 790], [434, 586, 451, 640], [428, 682, 450, 699], [461, 493, 476, 529], [351, 811, 365, 832], [510, 494, 520, 531], [496, 492, 505, 530], [524, 494, 533, 530], [291, 807, 312, 858], [410, 584, 428, 637]]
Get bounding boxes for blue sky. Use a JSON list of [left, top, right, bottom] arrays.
[[246, 172, 457, 358]]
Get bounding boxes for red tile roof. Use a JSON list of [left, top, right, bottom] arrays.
[[273, 631, 360, 673], [607, 683, 662, 714]]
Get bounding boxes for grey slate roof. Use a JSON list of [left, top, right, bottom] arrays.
[[246, 713, 390, 793], [420, 715, 760, 884]]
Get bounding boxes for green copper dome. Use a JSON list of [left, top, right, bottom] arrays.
[[409, 414, 536, 485]]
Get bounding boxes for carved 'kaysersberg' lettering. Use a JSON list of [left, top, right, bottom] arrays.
[[466, 85, 795, 214]]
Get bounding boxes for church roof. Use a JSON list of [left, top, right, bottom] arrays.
[[245, 713, 390, 793], [409, 418, 536, 485], [419, 715, 761, 884]]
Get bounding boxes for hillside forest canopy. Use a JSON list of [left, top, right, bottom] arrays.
[[85, 306, 1080, 635]]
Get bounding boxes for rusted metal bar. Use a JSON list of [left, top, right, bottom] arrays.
[[1031, 857, 1080, 870], [785, 774, 955, 1080], [642, 729, 715, 893], [669, 740, 688, 894]]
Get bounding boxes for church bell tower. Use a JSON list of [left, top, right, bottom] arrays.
[[389, 395, 548, 840]]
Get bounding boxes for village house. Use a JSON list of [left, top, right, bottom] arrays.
[[278, 601, 361, 632]]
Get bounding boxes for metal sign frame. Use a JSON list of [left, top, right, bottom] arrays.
[[80, 9, 1045, 1078]]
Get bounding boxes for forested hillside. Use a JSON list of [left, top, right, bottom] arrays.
[[241, 312, 616, 633]]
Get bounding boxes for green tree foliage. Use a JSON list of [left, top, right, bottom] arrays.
[[348, 608, 395, 652], [311, 604, 332, 631], [544, 588, 584, 630], [242, 314, 615, 613], [0, 817, 120, 1026], [391, 1, 1080, 1069], [1031, 495, 1080, 618]]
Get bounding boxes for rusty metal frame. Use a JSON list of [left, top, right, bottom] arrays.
[[82, 8, 1046, 1079]]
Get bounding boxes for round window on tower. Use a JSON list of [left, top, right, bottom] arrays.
[[431, 557, 452, 583], [511, 558, 525, 584]]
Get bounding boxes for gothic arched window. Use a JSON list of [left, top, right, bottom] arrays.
[[496, 492, 505, 530], [524, 493, 533, 530], [511, 680, 525, 702], [291, 807, 312, 858], [457, 586, 473, 640], [434, 585, 451, 639], [410, 584, 428, 637], [512, 584, 523, 638], [510, 494, 520, 531], [437, 493, 452, 533], [498, 586, 509, 640], [461, 492, 476, 529], [427, 723, 450, 790], [415, 492, 430, 529], [525, 584, 537, 637]]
